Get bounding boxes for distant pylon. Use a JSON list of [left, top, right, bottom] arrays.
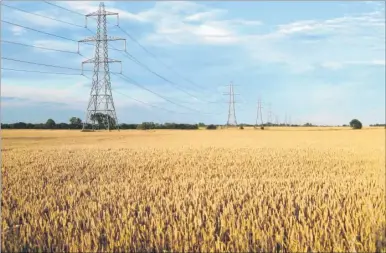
[[224, 82, 238, 126], [255, 98, 264, 127], [79, 2, 126, 131]]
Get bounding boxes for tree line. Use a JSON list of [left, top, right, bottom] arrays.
[[1, 117, 200, 130], [0, 120, 314, 130], [1, 116, 381, 130]]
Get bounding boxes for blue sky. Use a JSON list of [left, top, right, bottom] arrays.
[[1, 1, 385, 125]]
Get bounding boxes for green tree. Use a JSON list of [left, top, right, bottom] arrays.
[[198, 122, 205, 127], [69, 117, 82, 128], [45, 119, 56, 129], [349, 119, 362, 129], [90, 113, 116, 129]]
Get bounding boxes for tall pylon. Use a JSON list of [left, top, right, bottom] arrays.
[[79, 2, 126, 131], [224, 82, 238, 127]]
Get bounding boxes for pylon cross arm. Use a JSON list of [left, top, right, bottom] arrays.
[[82, 58, 121, 64], [81, 58, 122, 74], [86, 11, 118, 17], [79, 37, 98, 43], [79, 36, 126, 42]]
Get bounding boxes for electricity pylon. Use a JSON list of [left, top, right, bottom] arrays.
[[79, 2, 126, 131], [223, 81, 238, 127], [255, 98, 264, 128]]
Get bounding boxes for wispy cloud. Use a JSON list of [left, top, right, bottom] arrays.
[[132, 2, 261, 45], [243, 9, 385, 73], [123, 1, 384, 74]]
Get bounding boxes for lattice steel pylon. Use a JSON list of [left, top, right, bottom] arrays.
[[255, 98, 264, 127], [224, 82, 238, 127], [78, 2, 126, 131]]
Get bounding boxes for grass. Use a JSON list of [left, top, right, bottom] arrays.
[[1, 128, 385, 252]]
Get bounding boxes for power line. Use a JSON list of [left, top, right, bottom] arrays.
[[2, 57, 84, 72], [1, 20, 77, 42], [39, 2, 220, 104], [115, 25, 209, 91], [1, 57, 126, 76], [115, 46, 204, 102], [42, 1, 84, 17], [43, 2, 214, 93], [1, 40, 79, 54], [75, 75, 197, 115], [1, 3, 84, 28], [1, 66, 191, 115], [115, 73, 200, 113], [3, 42, 217, 107], [112, 89, 190, 115], [1, 56, 201, 113], [1, 20, 122, 54], [4, 4, 218, 115], [1, 2, 119, 55], [1, 67, 81, 76]]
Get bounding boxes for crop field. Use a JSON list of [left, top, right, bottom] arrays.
[[1, 128, 385, 252]]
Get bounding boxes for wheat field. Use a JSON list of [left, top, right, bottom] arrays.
[[1, 128, 385, 252]]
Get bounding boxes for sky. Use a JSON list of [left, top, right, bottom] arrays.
[[1, 1, 385, 125]]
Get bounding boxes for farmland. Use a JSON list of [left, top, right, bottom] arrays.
[[1, 128, 385, 252]]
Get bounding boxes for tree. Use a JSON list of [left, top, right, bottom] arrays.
[[14, 122, 28, 129], [57, 123, 70, 129], [349, 119, 362, 129], [90, 113, 116, 129], [206, 124, 217, 130], [198, 122, 205, 127], [45, 119, 56, 129], [69, 117, 82, 128]]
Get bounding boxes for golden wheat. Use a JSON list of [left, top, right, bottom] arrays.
[[1, 128, 385, 252]]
